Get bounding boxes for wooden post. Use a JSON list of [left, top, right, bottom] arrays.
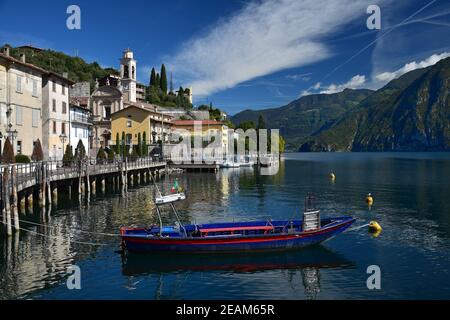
[[52, 183, 58, 206], [101, 176, 106, 193], [27, 190, 33, 213], [39, 163, 46, 208], [91, 178, 96, 195], [4, 166, 12, 236], [19, 193, 26, 214], [11, 166, 19, 232], [86, 163, 91, 200]]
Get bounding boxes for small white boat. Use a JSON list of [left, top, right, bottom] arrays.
[[238, 161, 254, 167], [220, 161, 240, 168], [155, 193, 186, 205]]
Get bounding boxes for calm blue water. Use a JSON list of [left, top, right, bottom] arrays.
[[1, 153, 450, 299]]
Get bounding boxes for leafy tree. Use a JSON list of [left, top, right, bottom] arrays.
[[257, 115, 266, 130], [1, 138, 14, 163], [236, 121, 256, 131], [63, 144, 74, 166], [160, 64, 168, 93], [31, 139, 44, 161], [74, 140, 87, 160]]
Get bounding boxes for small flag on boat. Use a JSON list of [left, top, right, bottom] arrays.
[[171, 178, 181, 193]]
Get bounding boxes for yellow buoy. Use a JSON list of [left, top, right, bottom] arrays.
[[368, 221, 382, 233], [366, 193, 373, 205], [330, 173, 336, 181]]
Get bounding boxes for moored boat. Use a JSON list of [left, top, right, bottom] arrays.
[[120, 194, 355, 253]]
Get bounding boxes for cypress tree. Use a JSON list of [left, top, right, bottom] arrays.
[[160, 64, 168, 93], [150, 67, 157, 87], [115, 132, 120, 155], [121, 131, 126, 157], [142, 131, 148, 157], [137, 132, 142, 157]]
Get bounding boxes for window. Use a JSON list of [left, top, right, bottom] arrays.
[[53, 121, 57, 134], [16, 75, 22, 93], [16, 106, 23, 125], [52, 99, 56, 112], [104, 106, 111, 120], [32, 109, 39, 127], [17, 141, 22, 155], [127, 120, 132, 128], [61, 122, 66, 134], [32, 80, 38, 97], [52, 81, 56, 92], [62, 102, 67, 114], [126, 134, 132, 145], [62, 85, 66, 95]]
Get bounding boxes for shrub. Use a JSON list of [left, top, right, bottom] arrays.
[[96, 146, 107, 164], [31, 139, 44, 161], [74, 140, 87, 161], [15, 154, 30, 163], [63, 144, 74, 166], [107, 148, 115, 162]]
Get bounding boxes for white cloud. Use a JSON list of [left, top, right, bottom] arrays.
[[320, 74, 366, 94], [168, 0, 380, 96], [374, 52, 450, 83]]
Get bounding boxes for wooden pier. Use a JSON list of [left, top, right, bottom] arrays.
[[0, 157, 166, 236]]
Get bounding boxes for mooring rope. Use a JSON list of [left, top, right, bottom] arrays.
[[0, 220, 108, 246], [0, 215, 120, 237], [345, 223, 370, 232]]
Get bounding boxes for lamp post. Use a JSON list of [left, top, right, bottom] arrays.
[[59, 133, 67, 161]]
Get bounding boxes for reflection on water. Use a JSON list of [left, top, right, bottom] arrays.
[[122, 246, 354, 300], [1, 153, 450, 299]]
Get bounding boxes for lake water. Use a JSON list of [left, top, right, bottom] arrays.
[[1, 153, 450, 299]]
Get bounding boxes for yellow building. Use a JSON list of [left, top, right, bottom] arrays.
[[110, 105, 173, 155]]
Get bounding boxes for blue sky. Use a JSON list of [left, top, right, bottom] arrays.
[[1, 0, 449, 115]]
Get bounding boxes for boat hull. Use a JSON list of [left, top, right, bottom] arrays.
[[120, 217, 355, 253]]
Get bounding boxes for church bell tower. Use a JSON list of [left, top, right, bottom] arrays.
[[120, 48, 137, 103]]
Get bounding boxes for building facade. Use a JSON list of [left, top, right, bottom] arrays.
[[42, 72, 74, 160], [0, 48, 46, 157], [69, 104, 92, 155], [110, 105, 173, 155], [171, 120, 229, 159]]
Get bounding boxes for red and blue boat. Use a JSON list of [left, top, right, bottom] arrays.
[[120, 194, 355, 253]]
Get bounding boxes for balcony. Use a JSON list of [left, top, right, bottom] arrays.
[[71, 114, 93, 125]]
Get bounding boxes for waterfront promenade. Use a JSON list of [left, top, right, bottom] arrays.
[[0, 157, 166, 236]]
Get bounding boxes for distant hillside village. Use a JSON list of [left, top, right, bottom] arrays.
[[0, 45, 234, 162]]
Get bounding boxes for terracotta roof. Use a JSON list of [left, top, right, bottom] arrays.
[[0, 52, 47, 74], [173, 120, 224, 126], [0, 52, 74, 84]]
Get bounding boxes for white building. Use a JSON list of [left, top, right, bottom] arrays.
[[69, 103, 92, 155], [42, 72, 74, 160]]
